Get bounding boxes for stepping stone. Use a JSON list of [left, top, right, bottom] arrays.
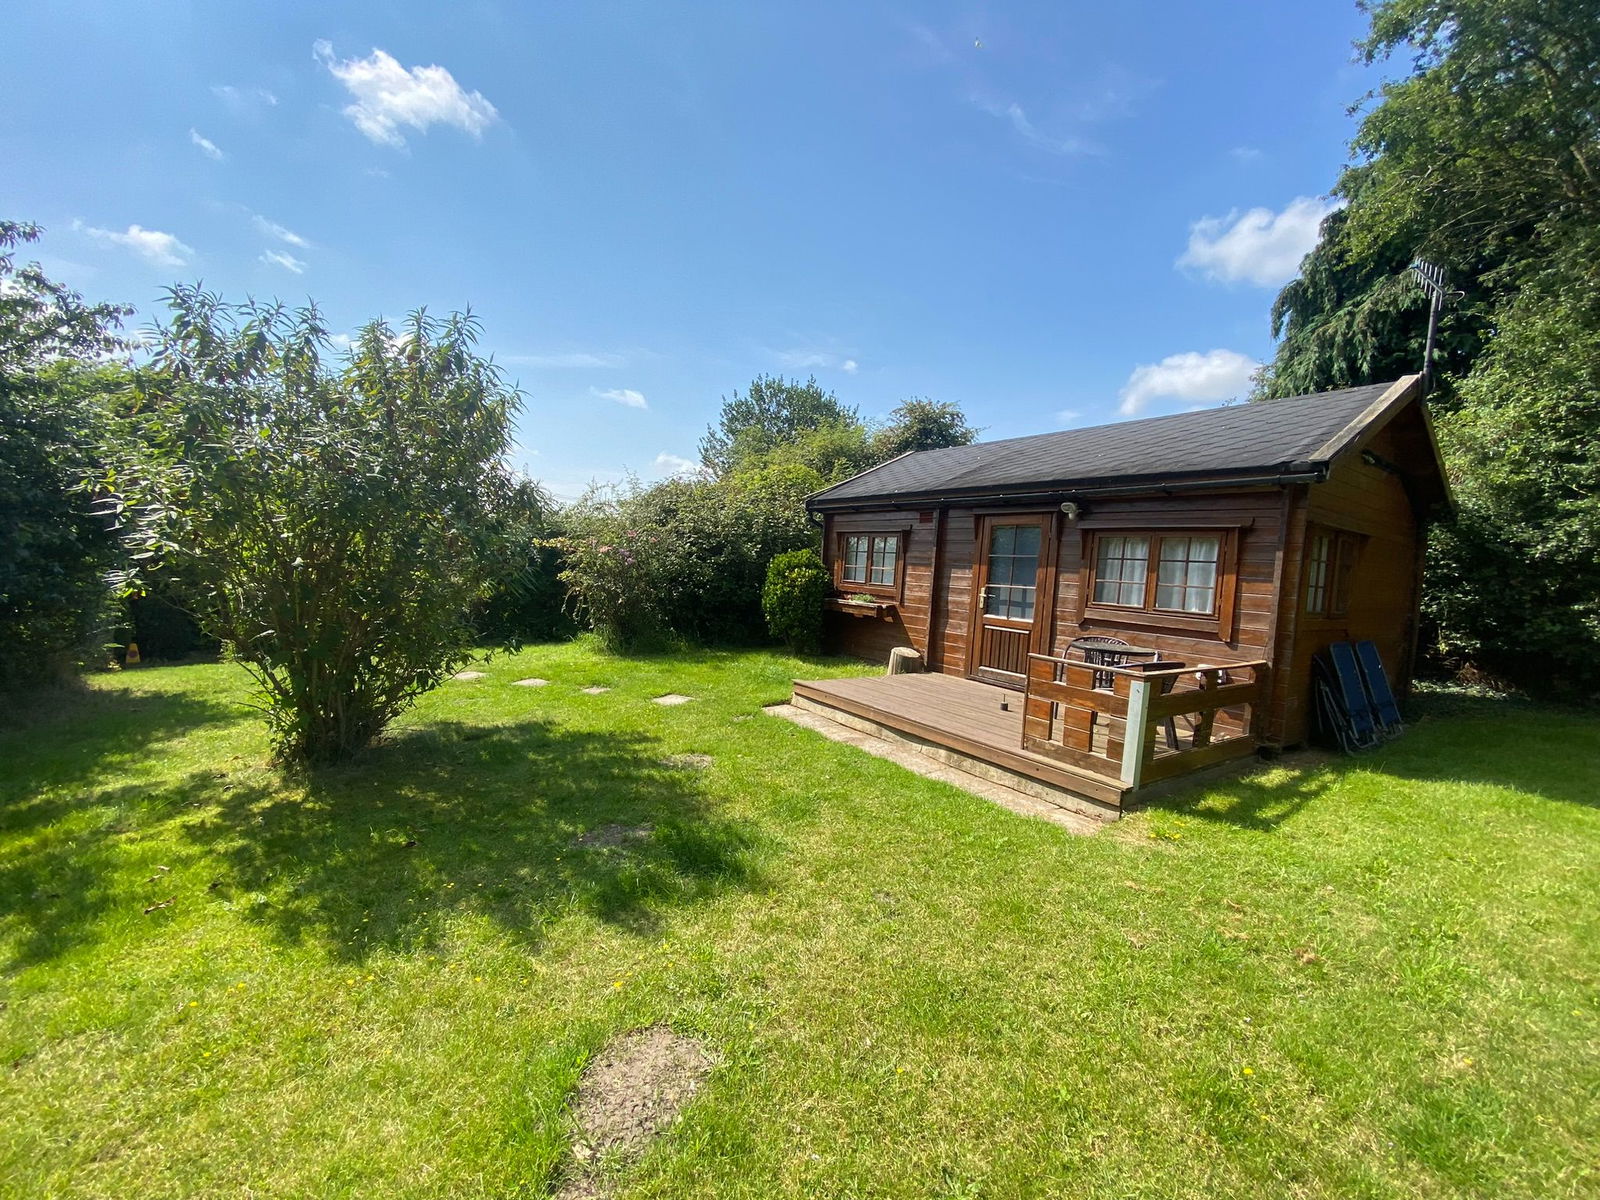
[[652, 694, 693, 706], [580, 685, 611, 695], [661, 753, 714, 770], [512, 678, 550, 687], [452, 671, 487, 681]]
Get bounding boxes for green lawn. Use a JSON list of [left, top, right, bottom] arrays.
[[2, 645, 1597, 1198]]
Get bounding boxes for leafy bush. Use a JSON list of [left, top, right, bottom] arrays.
[[761, 549, 828, 654], [473, 479, 573, 644], [105, 290, 523, 764], [556, 464, 820, 651], [1425, 279, 1600, 697], [545, 514, 667, 652], [0, 222, 128, 690]]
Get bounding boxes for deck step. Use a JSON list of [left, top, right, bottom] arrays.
[[786, 687, 1125, 822]]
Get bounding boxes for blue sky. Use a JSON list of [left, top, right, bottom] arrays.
[[2, 2, 1384, 499]]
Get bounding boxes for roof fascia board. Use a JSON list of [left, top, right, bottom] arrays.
[[807, 468, 1322, 512], [1306, 374, 1422, 465]]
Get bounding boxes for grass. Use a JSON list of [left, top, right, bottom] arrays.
[[2, 642, 1597, 1198]]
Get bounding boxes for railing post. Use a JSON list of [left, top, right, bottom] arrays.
[[1119, 675, 1154, 788]]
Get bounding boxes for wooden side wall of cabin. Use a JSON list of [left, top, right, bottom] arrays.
[[1274, 418, 1427, 745], [821, 510, 931, 663]]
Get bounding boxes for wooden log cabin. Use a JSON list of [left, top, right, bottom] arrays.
[[789, 376, 1452, 821]]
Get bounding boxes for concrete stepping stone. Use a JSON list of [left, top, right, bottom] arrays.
[[661, 753, 714, 770], [512, 678, 550, 687], [652, 693, 693, 706], [580, 685, 611, 695], [452, 671, 487, 681]]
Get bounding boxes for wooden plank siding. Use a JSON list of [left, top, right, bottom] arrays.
[[1273, 417, 1426, 745]]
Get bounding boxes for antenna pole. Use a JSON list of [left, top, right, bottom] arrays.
[[1409, 259, 1452, 396], [1422, 288, 1442, 394]]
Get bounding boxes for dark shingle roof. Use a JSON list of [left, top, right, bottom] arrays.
[[810, 380, 1413, 508]]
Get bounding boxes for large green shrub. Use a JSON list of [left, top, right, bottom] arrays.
[[761, 549, 828, 654], [106, 290, 523, 764]]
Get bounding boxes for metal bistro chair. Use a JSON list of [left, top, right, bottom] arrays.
[[1066, 636, 1182, 751]]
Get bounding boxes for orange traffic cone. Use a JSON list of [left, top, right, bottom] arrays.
[[125, 642, 142, 666]]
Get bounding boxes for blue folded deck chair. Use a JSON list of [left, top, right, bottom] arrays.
[[1354, 639, 1404, 736], [1313, 643, 1382, 752]]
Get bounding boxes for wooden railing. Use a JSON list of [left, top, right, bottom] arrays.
[[1022, 654, 1270, 790]]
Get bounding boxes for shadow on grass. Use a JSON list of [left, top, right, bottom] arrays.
[[1147, 690, 1600, 832], [0, 685, 244, 971], [180, 718, 763, 961], [1147, 757, 1344, 832], [0, 685, 241, 837]]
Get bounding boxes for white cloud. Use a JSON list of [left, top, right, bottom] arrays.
[[329, 332, 354, 350], [77, 222, 193, 268], [592, 387, 647, 410], [654, 452, 698, 476], [252, 215, 309, 248], [260, 249, 307, 274], [189, 129, 225, 161], [973, 98, 1092, 156], [507, 351, 626, 369], [1118, 349, 1258, 416], [313, 40, 498, 148], [1178, 195, 1341, 288], [1055, 408, 1082, 426], [774, 347, 860, 373], [213, 85, 278, 111], [1229, 146, 1263, 163]]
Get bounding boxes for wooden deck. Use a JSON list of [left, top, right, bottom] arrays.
[[791, 673, 1130, 812]]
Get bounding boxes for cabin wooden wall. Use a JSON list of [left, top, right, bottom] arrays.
[[821, 510, 930, 663], [1274, 419, 1425, 744]]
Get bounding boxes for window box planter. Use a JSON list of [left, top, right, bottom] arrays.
[[826, 596, 897, 619]]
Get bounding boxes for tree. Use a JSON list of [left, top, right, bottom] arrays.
[[1261, 0, 1599, 400], [0, 221, 129, 689], [1255, 0, 1600, 693], [872, 397, 979, 459], [698, 375, 860, 476], [106, 289, 522, 763], [1425, 278, 1600, 693]]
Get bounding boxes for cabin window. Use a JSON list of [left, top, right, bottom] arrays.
[[1305, 529, 1361, 617], [837, 532, 902, 595], [1091, 536, 1149, 607], [1090, 532, 1221, 616]]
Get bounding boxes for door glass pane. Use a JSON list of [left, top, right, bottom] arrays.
[[985, 524, 1039, 620]]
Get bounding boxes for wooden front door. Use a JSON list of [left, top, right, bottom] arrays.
[[969, 514, 1050, 687]]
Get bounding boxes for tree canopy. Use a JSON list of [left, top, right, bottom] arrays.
[[1258, 0, 1600, 693], [698, 375, 861, 477]]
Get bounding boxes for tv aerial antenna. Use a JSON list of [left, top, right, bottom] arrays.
[[1409, 258, 1463, 393]]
